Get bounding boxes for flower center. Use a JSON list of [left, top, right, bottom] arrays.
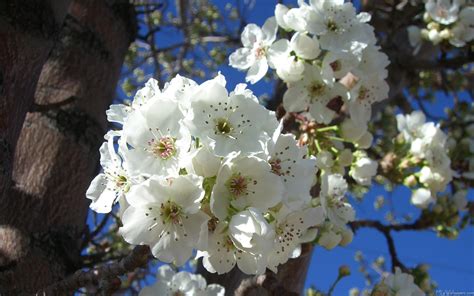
[[115, 175, 128, 189], [215, 117, 233, 135], [173, 291, 185, 296], [330, 60, 341, 72], [327, 20, 339, 32], [269, 158, 282, 176], [160, 201, 182, 224], [307, 82, 326, 99], [255, 46, 267, 59], [226, 173, 249, 197], [357, 86, 369, 101], [151, 137, 176, 159], [436, 6, 448, 18]]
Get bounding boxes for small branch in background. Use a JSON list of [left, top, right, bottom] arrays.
[[350, 220, 414, 272], [39, 245, 151, 294]]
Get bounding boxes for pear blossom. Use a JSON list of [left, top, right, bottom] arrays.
[[396, 111, 427, 142], [267, 206, 324, 272], [321, 50, 360, 81], [425, 0, 463, 25], [187, 146, 222, 178], [340, 118, 368, 143], [283, 64, 348, 124], [450, 6, 474, 46], [229, 208, 275, 257], [267, 33, 321, 82], [264, 131, 318, 209], [274, 3, 310, 32], [318, 223, 343, 250], [352, 45, 390, 81], [139, 265, 225, 296], [121, 97, 191, 177], [106, 78, 160, 124], [347, 78, 389, 125], [419, 166, 450, 193], [210, 153, 284, 220], [350, 153, 378, 186], [86, 133, 136, 213], [317, 174, 355, 227], [305, 0, 376, 51], [184, 76, 278, 156], [199, 221, 267, 275], [229, 17, 278, 84], [373, 267, 425, 296], [120, 175, 209, 266], [411, 187, 434, 208]]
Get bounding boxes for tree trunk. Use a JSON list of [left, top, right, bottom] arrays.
[[0, 0, 71, 202], [0, 0, 136, 294]]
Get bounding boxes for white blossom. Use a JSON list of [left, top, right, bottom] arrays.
[[264, 131, 317, 209], [210, 153, 284, 220], [396, 111, 427, 142], [350, 153, 378, 186], [347, 78, 389, 125], [86, 132, 136, 213], [229, 208, 275, 257], [373, 267, 425, 296], [318, 174, 355, 227], [106, 78, 160, 124], [274, 3, 311, 32], [229, 17, 278, 84], [139, 265, 225, 296], [450, 6, 474, 47], [305, 0, 376, 51], [267, 205, 324, 272], [411, 187, 434, 208], [321, 50, 359, 81], [120, 175, 209, 266], [184, 76, 278, 156], [425, 0, 463, 25], [283, 64, 348, 124], [121, 97, 191, 176], [199, 221, 267, 275]]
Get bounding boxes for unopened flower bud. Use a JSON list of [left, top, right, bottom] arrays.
[[439, 28, 451, 39], [404, 175, 418, 188], [339, 265, 351, 277]]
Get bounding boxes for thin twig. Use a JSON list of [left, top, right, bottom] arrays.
[[39, 246, 151, 294]]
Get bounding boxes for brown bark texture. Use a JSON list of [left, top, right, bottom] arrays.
[[0, 0, 71, 201], [0, 0, 135, 294]]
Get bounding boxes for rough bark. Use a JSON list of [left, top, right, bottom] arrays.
[[0, 0, 136, 294], [0, 0, 71, 202]]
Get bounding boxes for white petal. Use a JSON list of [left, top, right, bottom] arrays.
[[261, 17, 278, 44], [229, 48, 255, 70], [291, 33, 321, 60], [241, 24, 263, 48], [245, 58, 269, 84]]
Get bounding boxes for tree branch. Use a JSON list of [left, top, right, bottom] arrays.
[[39, 245, 150, 294]]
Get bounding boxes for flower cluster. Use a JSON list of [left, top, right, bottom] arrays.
[[396, 111, 454, 208], [229, 0, 389, 127], [408, 0, 473, 50], [86, 73, 332, 275], [139, 265, 224, 296], [371, 267, 425, 296]]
